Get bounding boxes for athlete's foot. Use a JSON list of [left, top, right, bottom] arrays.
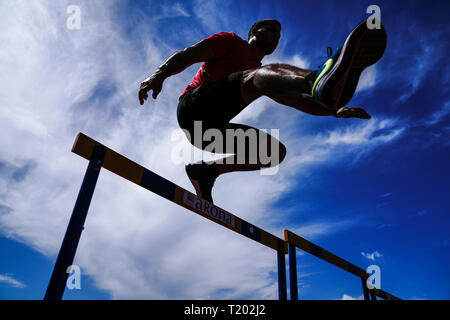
[[185, 161, 220, 203], [335, 106, 371, 119], [307, 19, 387, 110]]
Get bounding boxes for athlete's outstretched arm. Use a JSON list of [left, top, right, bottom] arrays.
[[139, 40, 215, 105]]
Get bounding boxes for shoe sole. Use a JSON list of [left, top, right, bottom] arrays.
[[315, 19, 387, 109], [185, 165, 213, 203]]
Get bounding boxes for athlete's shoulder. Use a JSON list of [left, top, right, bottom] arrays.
[[229, 32, 249, 46], [203, 32, 249, 56], [208, 31, 240, 39], [204, 32, 245, 47], [227, 32, 245, 42]]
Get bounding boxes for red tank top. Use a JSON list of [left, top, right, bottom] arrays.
[[180, 32, 261, 98]]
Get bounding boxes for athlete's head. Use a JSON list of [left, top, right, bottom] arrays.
[[248, 19, 281, 55]]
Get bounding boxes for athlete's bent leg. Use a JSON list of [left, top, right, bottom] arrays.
[[240, 64, 334, 116], [211, 123, 287, 174], [184, 122, 286, 203]]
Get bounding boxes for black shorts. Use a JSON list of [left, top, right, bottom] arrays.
[[177, 71, 285, 163], [177, 71, 246, 134]]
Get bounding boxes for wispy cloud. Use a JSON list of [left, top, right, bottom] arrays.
[[263, 53, 311, 69], [290, 219, 356, 241], [416, 210, 429, 216], [361, 251, 382, 261], [356, 65, 377, 93], [409, 296, 428, 300], [152, 3, 190, 21], [286, 118, 405, 173], [379, 192, 393, 198], [338, 294, 364, 300], [376, 223, 394, 230], [0, 274, 26, 288], [410, 209, 429, 218], [393, 33, 444, 104], [193, 0, 233, 33], [424, 100, 450, 127]]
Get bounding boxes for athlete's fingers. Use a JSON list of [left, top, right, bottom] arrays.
[[152, 88, 161, 99], [139, 89, 144, 105], [362, 113, 371, 119], [139, 88, 149, 105], [152, 83, 163, 99]]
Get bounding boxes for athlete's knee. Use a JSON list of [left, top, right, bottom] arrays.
[[252, 66, 274, 92], [241, 69, 264, 104], [253, 65, 304, 96]]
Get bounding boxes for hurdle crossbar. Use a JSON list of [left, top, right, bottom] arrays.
[[285, 230, 367, 278], [372, 288, 401, 300], [284, 230, 401, 300], [73, 133, 286, 252], [44, 132, 288, 300]]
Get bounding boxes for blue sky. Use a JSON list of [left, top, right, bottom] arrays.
[[0, 0, 449, 300]]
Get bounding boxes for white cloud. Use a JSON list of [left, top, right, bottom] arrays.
[[152, 3, 190, 21], [286, 117, 405, 172], [263, 53, 311, 70], [289, 55, 311, 69], [290, 219, 356, 241], [361, 251, 382, 261], [339, 294, 363, 300], [356, 65, 377, 93], [0, 274, 26, 288], [193, 0, 232, 33]]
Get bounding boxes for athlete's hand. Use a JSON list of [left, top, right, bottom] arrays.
[[335, 107, 371, 119], [139, 70, 165, 105]]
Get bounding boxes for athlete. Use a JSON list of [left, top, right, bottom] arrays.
[[138, 19, 387, 203]]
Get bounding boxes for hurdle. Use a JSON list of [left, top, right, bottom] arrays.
[[44, 133, 288, 300], [284, 230, 401, 300]]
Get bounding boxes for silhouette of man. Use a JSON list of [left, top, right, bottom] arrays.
[[139, 19, 386, 203]]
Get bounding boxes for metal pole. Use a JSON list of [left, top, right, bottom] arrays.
[[277, 240, 287, 300], [288, 243, 298, 300], [361, 277, 370, 300], [44, 145, 105, 300]]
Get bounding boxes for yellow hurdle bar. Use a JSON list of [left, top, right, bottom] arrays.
[[72, 133, 287, 253], [284, 230, 368, 279]]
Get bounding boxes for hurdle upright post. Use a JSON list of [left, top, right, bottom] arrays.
[[361, 277, 370, 300], [288, 242, 298, 300], [44, 144, 106, 300], [277, 239, 287, 300]]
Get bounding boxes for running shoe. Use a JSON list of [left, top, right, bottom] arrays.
[[185, 161, 219, 203], [308, 19, 387, 110]]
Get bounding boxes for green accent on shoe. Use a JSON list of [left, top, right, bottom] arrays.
[[311, 58, 334, 97]]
